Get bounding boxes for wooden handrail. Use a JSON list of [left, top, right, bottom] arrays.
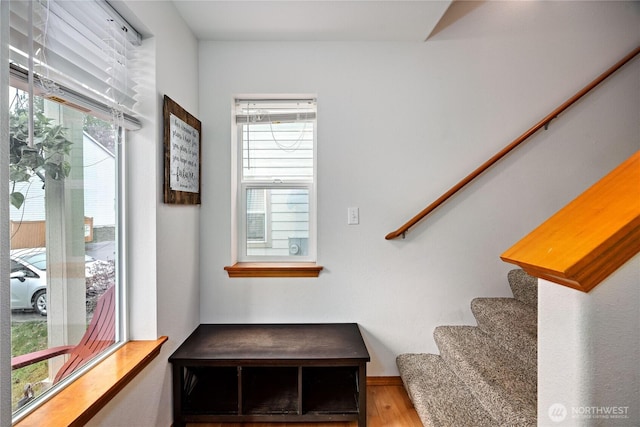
[[385, 45, 640, 240]]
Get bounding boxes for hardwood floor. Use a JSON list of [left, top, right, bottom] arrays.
[[367, 384, 423, 427], [187, 384, 422, 427]]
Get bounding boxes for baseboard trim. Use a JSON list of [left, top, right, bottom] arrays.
[[367, 376, 403, 386]]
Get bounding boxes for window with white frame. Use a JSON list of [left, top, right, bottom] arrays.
[[5, 0, 140, 420], [235, 98, 317, 261]]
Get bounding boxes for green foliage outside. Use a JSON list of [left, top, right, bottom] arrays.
[[8, 92, 73, 209], [11, 321, 48, 410]]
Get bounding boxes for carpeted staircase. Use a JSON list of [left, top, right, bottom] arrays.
[[397, 269, 537, 426]]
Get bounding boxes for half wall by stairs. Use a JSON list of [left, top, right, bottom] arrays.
[[397, 269, 537, 426]]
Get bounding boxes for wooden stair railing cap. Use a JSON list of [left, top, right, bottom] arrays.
[[501, 151, 640, 292]]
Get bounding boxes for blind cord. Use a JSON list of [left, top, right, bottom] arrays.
[[27, 0, 34, 149], [268, 114, 308, 153]]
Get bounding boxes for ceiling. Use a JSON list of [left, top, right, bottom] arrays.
[[170, 0, 453, 42]]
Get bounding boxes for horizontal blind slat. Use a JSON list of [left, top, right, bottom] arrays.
[[9, 0, 140, 119]]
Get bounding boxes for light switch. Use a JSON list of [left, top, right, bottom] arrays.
[[348, 207, 359, 225]]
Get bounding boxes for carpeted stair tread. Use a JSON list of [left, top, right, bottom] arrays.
[[434, 325, 536, 426], [471, 297, 537, 367], [397, 353, 497, 427], [508, 269, 537, 308], [396, 269, 538, 426]]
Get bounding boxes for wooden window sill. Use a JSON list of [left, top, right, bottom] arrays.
[[224, 262, 323, 278], [14, 336, 168, 427]]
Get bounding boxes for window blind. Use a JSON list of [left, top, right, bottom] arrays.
[[235, 99, 317, 124], [237, 99, 316, 181], [8, 0, 141, 129]]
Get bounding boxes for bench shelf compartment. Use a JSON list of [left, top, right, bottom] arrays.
[[181, 366, 238, 414], [302, 366, 360, 414], [242, 366, 299, 415]]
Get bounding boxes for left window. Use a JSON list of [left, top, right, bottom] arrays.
[[5, 0, 141, 420]]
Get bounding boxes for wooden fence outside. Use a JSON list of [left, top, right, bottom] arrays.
[[10, 217, 94, 249]]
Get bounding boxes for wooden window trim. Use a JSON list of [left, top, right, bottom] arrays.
[[224, 262, 323, 278], [14, 337, 168, 427]]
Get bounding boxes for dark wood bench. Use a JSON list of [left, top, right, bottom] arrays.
[[169, 323, 371, 426]]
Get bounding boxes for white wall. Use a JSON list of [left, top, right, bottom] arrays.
[[86, 1, 200, 426], [199, 1, 640, 376], [538, 254, 640, 426]]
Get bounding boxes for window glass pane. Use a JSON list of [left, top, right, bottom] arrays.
[[246, 188, 309, 257], [247, 187, 266, 211], [247, 213, 266, 241], [242, 122, 314, 181], [9, 88, 118, 413], [247, 188, 267, 242]]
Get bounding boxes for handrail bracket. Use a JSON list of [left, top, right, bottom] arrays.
[[544, 115, 558, 130]]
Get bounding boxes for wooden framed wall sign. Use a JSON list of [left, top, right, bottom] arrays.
[[163, 95, 201, 204]]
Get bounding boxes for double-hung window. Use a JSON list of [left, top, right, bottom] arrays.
[[235, 98, 317, 262]]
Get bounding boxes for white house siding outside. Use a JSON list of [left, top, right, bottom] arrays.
[[9, 132, 116, 231], [81, 133, 116, 228], [271, 188, 309, 256], [247, 188, 309, 257]]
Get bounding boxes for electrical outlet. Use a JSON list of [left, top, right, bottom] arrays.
[[348, 207, 359, 225]]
